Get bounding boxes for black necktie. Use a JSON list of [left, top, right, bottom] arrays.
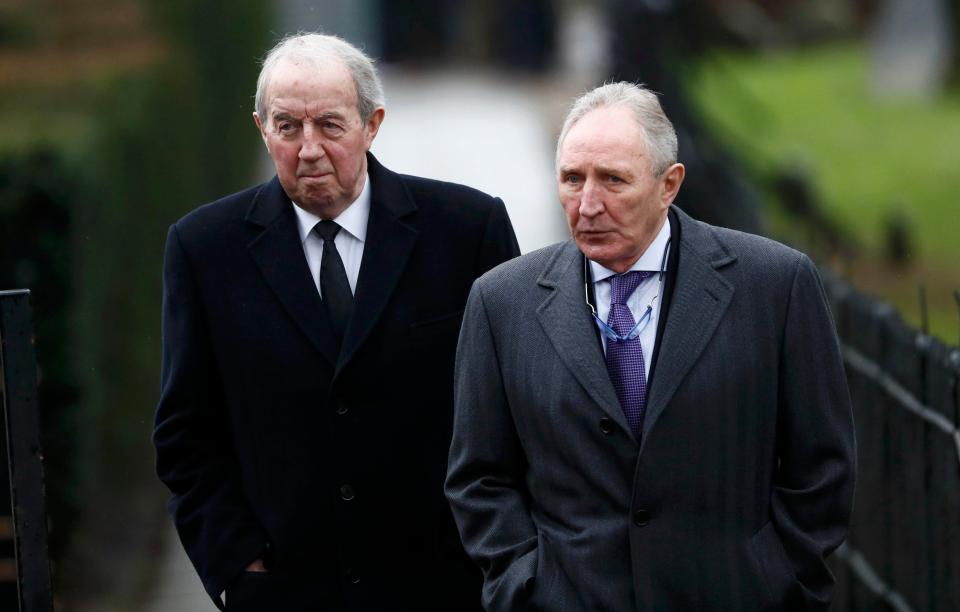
[[314, 220, 354, 344]]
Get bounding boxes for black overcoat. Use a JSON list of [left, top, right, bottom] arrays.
[[154, 153, 520, 611]]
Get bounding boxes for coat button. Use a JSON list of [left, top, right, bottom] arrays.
[[633, 509, 650, 526], [599, 417, 614, 435], [340, 485, 355, 501]]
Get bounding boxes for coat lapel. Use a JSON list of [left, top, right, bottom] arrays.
[[535, 241, 632, 437], [640, 208, 736, 453], [246, 177, 340, 366], [336, 154, 418, 377]]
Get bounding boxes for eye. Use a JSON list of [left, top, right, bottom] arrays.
[[607, 174, 622, 183], [276, 121, 298, 135], [322, 120, 344, 134], [563, 173, 581, 185]]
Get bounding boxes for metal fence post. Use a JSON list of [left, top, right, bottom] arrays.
[[0, 290, 54, 612]]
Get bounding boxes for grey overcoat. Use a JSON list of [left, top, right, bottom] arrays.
[[446, 206, 855, 611]]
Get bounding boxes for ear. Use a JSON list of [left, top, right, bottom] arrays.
[[659, 163, 685, 207], [253, 112, 269, 149], [364, 107, 385, 148]]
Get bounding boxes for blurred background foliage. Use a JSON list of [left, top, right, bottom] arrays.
[[686, 41, 960, 343], [0, 0, 957, 609], [1, 0, 268, 607]]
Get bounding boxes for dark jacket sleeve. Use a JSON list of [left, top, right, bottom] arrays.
[[772, 254, 856, 610], [153, 224, 270, 608], [475, 197, 520, 276], [446, 281, 539, 612]]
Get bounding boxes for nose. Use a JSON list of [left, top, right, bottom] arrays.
[[299, 123, 325, 161], [579, 179, 604, 218]]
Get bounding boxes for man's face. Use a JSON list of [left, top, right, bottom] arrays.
[[557, 105, 684, 273], [254, 58, 384, 218]]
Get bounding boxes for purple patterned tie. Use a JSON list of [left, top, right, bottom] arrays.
[[605, 271, 653, 439]]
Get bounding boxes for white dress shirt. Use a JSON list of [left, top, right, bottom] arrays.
[[292, 174, 371, 297], [589, 218, 671, 380]]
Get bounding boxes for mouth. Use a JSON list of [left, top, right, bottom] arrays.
[[575, 230, 615, 245], [298, 168, 332, 179]]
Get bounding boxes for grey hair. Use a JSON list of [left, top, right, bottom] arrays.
[[556, 82, 678, 177], [255, 32, 385, 124]]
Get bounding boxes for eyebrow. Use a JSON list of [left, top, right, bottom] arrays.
[[597, 165, 633, 176], [270, 111, 348, 122], [315, 111, 347, 122], [559, 164, 634, 177]]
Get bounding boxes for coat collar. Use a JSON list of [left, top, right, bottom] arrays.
[[535, 206, 737, 447], [639, 206, 735, 453], [244, 153, 419, 375], [245, 177, 340, 365], [336, 153, 418, 377], [535, 241, 631, 436]]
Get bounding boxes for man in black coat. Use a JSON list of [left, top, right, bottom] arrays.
[[153, 33, 519, 611]]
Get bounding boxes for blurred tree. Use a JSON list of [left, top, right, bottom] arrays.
[[379, 0, 456, 63], [870, 0, 954, 99], [608, 0, 764, 233], [54, 1, 270, 607], [0, 149, 79, 604], [490, 0, 558, 72], [950, 0, 960, 83], [276, 0, 381, 55]]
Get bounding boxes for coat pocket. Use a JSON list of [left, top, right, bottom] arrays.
[[748, 521, 797, 610], [526, 531, 586, 612], [406, 310, 464, 350], [225, 571, 341, 612], [525, 532, 558, 612]]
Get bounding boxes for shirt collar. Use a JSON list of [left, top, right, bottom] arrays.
[[292, 173, 371, 244], [589, 216, 671, 283]]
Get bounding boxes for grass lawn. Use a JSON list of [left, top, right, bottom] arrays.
[[684, 43, 960, 344]]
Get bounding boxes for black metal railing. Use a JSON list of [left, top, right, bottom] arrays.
[[0, 290, 54, 612], [823, 271, 960, 611]]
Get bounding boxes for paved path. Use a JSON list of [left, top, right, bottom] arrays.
[[143, 68, 568, 612], [373, 69, 568, 252], [142, 526, 208, 612]]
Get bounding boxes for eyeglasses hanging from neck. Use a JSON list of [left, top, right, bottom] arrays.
[[584, 238, 671, 344]]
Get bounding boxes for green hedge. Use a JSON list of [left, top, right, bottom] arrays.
[[0, 149, 80, 571], [0, 1, 271, 606]]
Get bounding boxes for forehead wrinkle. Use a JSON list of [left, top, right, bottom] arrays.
[[562, 107, 649, 157], [595, 161, 639, 177], [564, 134, 646, 159], [314, 110, 348, 121], [268, 100, 353, 126], [265, 59, 359, 116], [559, 147, 644, 176], [268, 99, 306, 118]]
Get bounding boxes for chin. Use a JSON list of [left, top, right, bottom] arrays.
[[297, 195, 335, 214], [579, 244, 611, 264], [581, 244, 633, 270], [577, 236, 608, 253]]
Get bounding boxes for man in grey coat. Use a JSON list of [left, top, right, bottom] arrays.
[[445, 82, 856, 611]]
